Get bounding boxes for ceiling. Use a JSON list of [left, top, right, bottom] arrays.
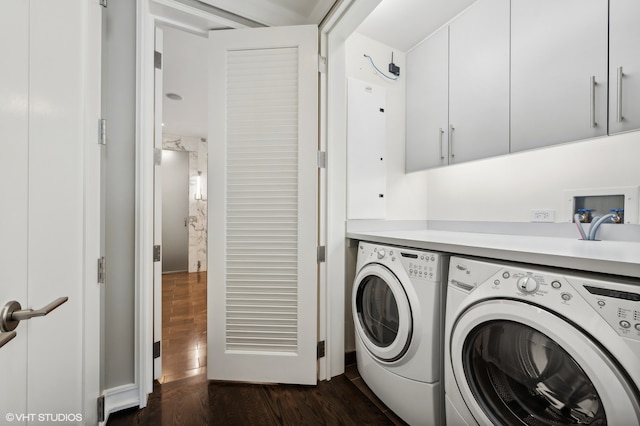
[[161, 0, 477, 138]]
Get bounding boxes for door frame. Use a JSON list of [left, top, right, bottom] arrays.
[[134, 0, 381, 404]]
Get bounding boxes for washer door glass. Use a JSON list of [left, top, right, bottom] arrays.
[[353, 265, 412, 362], [464, 320, 605, 425], [357, 275, 399, 347]]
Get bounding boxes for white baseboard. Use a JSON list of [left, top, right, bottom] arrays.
[[100, 383, 140, 425]]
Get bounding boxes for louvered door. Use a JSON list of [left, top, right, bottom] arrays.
[[208, 25, 318, 385]]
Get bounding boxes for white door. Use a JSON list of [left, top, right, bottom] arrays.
[[153, 26, 164, 380], [208, 25, 319, 385], [0, 0, 101, 423]]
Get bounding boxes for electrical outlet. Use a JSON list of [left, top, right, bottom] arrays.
[[531, 209, 555, 223]]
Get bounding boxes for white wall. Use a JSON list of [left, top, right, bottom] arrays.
[[346, 32, 428, 220], [426, 132, 640, 223]]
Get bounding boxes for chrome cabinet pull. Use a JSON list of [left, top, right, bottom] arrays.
[[0, 297, 68, 332], [0, 331, 17, 349], [449, 124, 455, 160], [617, 66, 624, 123], [590, 76, 597, 128], [439, 128, 445, 160]]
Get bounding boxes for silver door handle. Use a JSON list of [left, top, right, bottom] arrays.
[[439, 128, 445, 160], [1, 297, 68, 332], [0, 331, 17, 349]]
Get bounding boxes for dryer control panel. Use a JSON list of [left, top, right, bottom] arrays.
[[399, 250, 440, 281]]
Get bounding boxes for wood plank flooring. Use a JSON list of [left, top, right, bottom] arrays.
[[107, 272, 407, 425], [159, 271, 207, 383]]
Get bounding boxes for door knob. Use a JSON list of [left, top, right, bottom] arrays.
[[0, 331, 17, 349], [0, 297, 68, 332]]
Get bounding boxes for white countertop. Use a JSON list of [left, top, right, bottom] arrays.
[[346, 228, 640, 278]]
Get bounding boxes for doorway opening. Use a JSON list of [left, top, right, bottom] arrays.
[[157, 25, 209, 384]]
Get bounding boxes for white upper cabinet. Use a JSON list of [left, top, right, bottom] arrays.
[[405, 0, 510, 170], [449, 0, 510, 163], [609, 0, 640, 134], [406, 26, 449, 171], [511, 0, 608, 152]]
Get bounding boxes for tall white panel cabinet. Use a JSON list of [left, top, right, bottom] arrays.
[[347, 78, 386, 219], [511, 0, 608, 152], [405, 0, 510, 170], [448, 0, 510, 163], [609, 0, 640, 134]]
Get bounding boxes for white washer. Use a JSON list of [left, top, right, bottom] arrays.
[[352, 242, 447, 425], [444, 256, 640, 426]]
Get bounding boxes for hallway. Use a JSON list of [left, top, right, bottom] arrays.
[[159, 272, 207, 384]]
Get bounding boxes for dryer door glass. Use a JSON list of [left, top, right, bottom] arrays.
[[356, 275, 399, 348], [463, 320, 605, 425]]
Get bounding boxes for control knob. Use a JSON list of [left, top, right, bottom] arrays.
[[377, 249, 386, 260], [517, 275, 539, 294]]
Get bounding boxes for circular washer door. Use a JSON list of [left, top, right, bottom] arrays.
[[352, 263, 412, 362], [450, 300, 640, 426]]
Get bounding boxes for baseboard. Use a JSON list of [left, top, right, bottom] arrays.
[[101, 383, 140, 425]]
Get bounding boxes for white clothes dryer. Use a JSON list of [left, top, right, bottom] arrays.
[[444, 256, 640, 426], [352, 242, 448, 425]]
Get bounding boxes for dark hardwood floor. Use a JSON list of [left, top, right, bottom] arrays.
[[107, 272, 407, 425]]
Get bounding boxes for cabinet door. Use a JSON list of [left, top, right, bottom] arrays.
[[609, 0, 640, 134], [511, 0, 608, 152], [449, 0, 510, 164], [406, 26, 448, 171]]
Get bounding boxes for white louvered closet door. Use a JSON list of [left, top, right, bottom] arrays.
[[208, 25, 318, 385]]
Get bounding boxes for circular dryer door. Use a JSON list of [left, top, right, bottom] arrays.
[[352, 264, 412, 362], [450, 300, 640, 426]]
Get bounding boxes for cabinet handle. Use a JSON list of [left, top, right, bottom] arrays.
[[590, 76, 597, 128], [617, 67, 624, 123], [439, 128, 445, 160], [449, 124, 455, 160]]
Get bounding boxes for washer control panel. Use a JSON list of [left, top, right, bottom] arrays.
[[449, 256, 640, 341], [573, 279, 640, 341]]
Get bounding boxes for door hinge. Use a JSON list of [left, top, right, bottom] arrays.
[[318, 55, 327, 74], [97, 395, 105, 422], [317, 246, 326, 263], [98, 118, 106, 145], [97, 257, 106, 284], [154, 148, 162, 166], [317, 151, 327, 169], [99, 0, 107, 8], [317, 340, 326, 359], [154, 51, 162, 70], [153, 245, 161, 262], [153, 341, 161, 359]]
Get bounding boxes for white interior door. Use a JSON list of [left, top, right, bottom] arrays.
[[208, 25, 319, 385], [0, 0, 101, 423], [153, 26, 164, 380]]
